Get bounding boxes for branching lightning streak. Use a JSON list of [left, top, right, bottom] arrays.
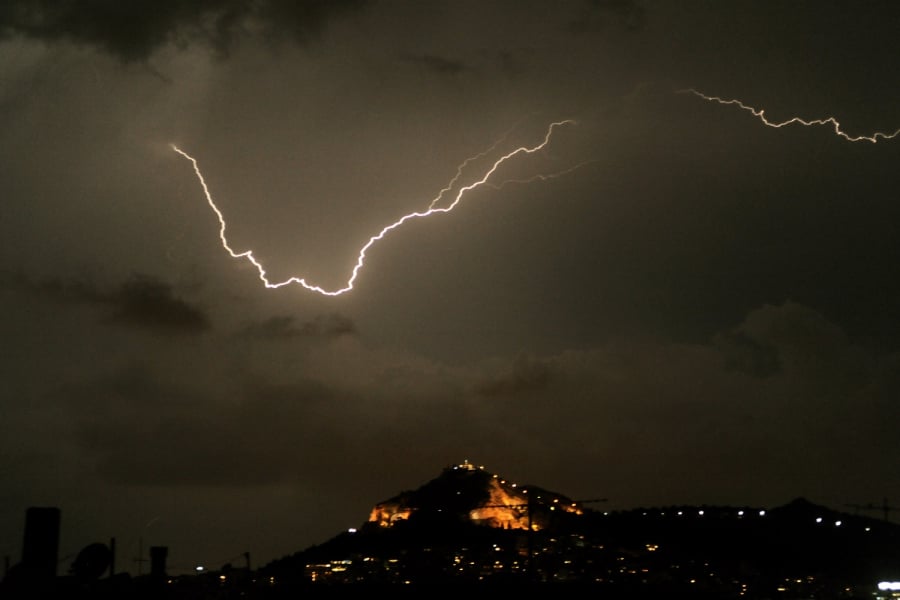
[[486, 160, 597, 190], [172, 119, 577, 296], [428, 124, 517, 210], [679, 88, 900, 143]]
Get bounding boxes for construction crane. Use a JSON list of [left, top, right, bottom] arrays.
[[844, 498, 896, 522]]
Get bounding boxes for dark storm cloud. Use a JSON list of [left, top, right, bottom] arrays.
[[108, 275, 211, 334], [3, 270, 97, 303], [569, 0, 646, 32], [713, 300, 881, 380], [236, 313, 357, 341], [0, 0, 369, 62], [714, 330, 781, 378], [474, 354, 554, 397], [401, 52, 468, 76], [4, 271, 210, 335], [721, 302, 869, 388], [62, 364, 477, 489], [63, 366, 340, 486]]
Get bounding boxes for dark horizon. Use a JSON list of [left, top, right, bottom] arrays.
[[4, 468, 899, 580], [4, 491, 900, 599]]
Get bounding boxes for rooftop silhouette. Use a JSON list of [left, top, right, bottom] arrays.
[[3, 463, 900, 599]]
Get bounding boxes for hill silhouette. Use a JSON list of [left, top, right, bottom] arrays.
[[4, 463, 899, 599], [259, 463, 900, 598]]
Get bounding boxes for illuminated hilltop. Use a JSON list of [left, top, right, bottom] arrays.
[[259, 462, 900, 597], [6, 462, 897, 598], [367, 460, 589, 531]]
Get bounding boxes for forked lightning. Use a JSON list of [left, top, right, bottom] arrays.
[[172, 120, 578, 296], [679, 88, 900, 143]]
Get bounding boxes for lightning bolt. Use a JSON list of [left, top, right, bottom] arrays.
[[172, 120, 579, 296], [485, 160, 597, 189], [427, 123, 518, 210], [678, 88, 900, 143]]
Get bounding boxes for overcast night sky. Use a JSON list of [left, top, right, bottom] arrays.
[[2, 0, 900, 576]]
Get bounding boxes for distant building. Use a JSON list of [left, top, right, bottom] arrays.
[[21, 506, 61, 581], [150, 546, 168, 579]]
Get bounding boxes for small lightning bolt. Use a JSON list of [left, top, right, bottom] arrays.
[[485, 160, 597, 190], [172, 119, 579, 296], [428, 123, 518, 210], [678, 88, 900, 143]]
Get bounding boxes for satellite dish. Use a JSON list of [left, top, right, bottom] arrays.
[[70, 542, 111, 580]]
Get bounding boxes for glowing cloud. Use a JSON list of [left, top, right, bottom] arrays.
[[679, 88, 900, 143], [172, 120, 580, 296]]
